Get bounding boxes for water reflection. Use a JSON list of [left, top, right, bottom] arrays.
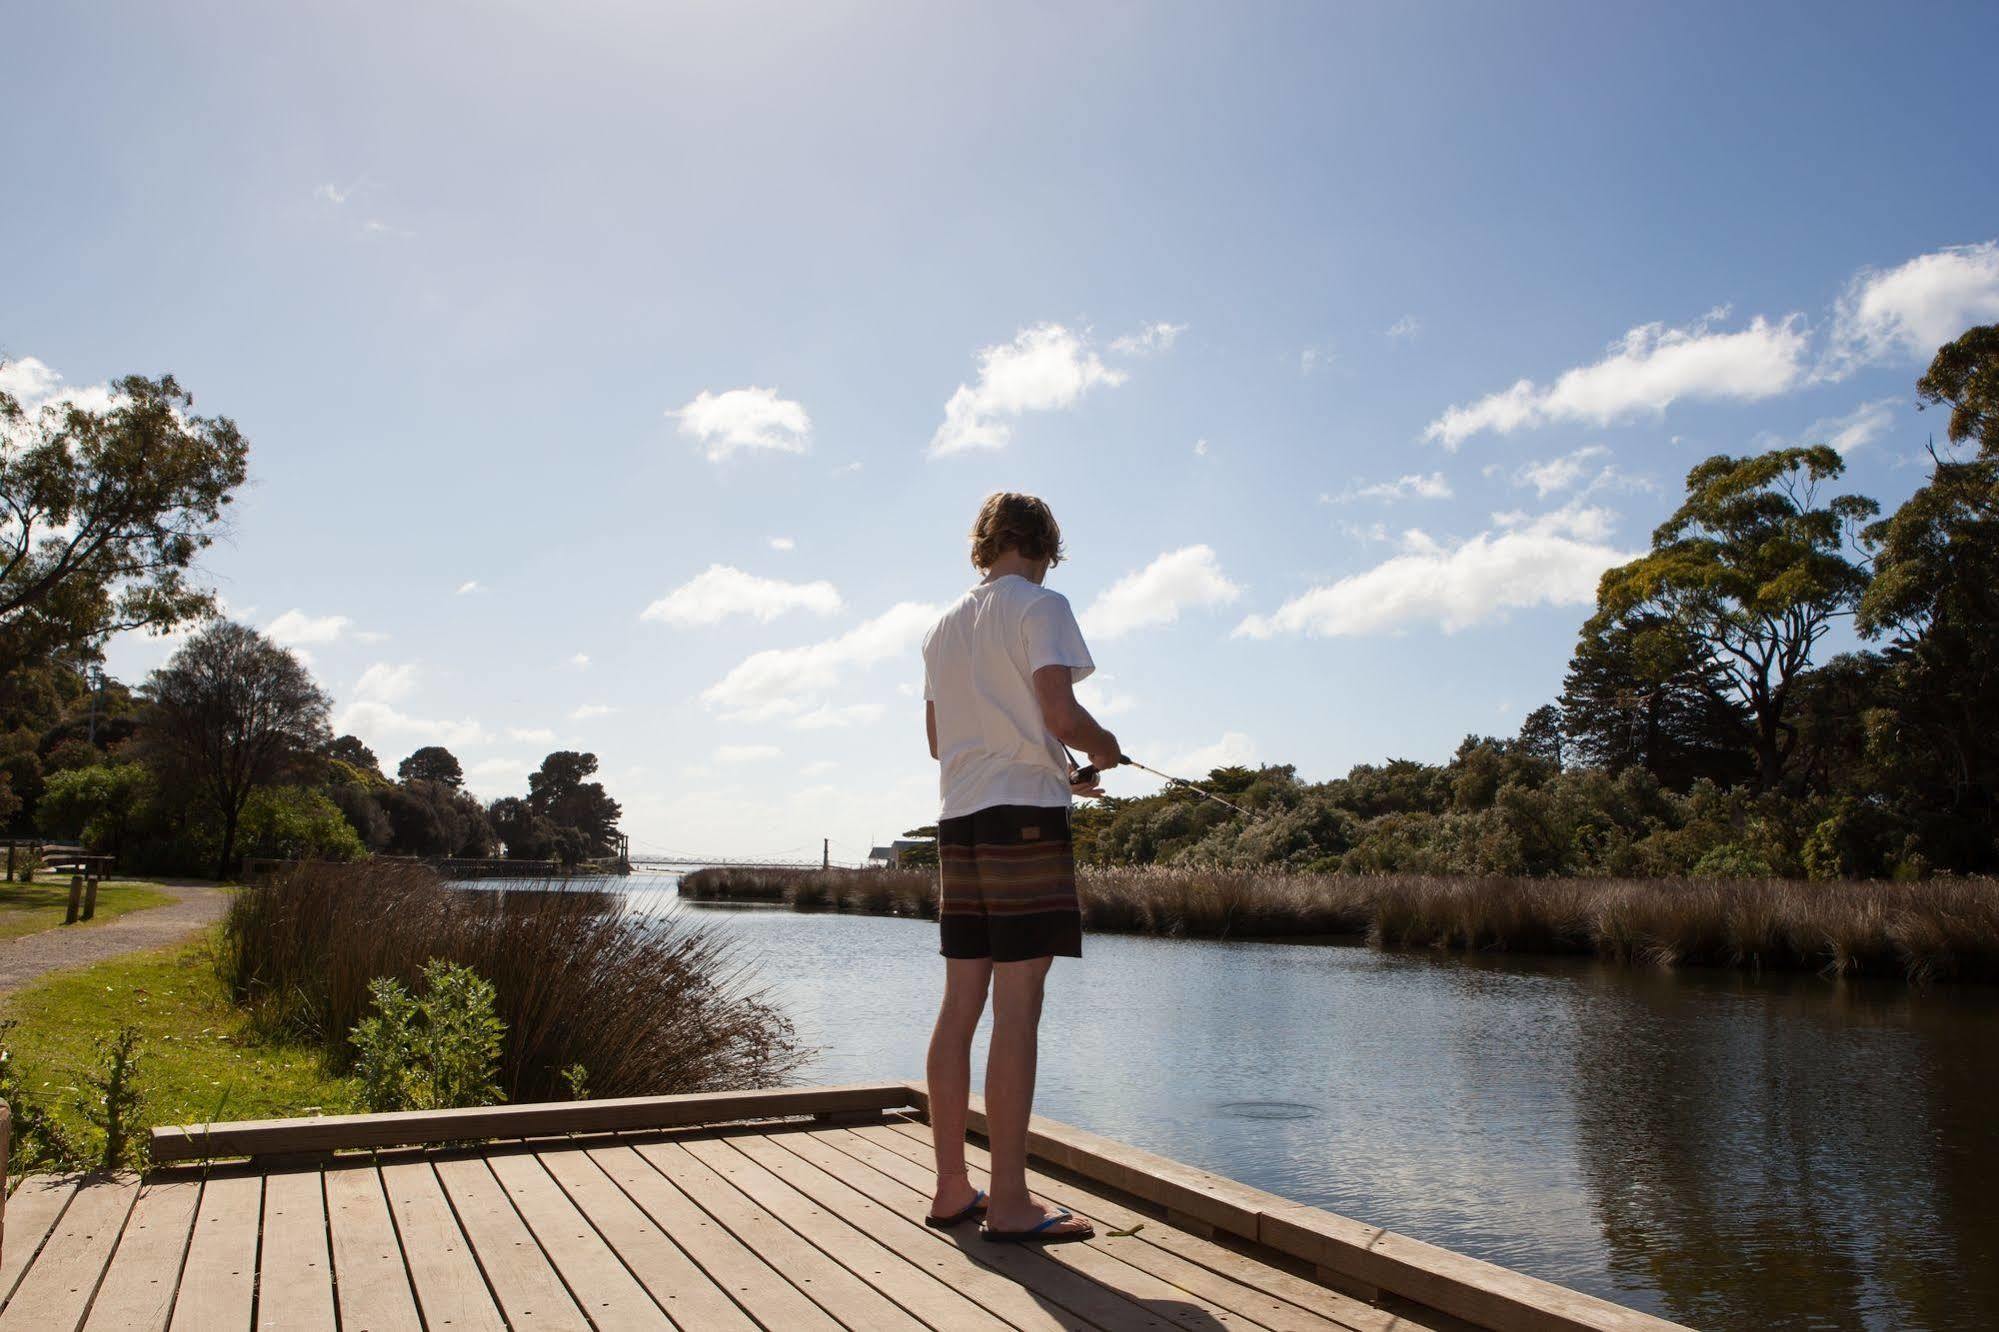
[[652, 884, 1998, 1331]]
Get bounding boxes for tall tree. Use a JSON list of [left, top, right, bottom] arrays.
[[325, 733, 385, 779], [1560, 610, 1754, 789], [0, 371, 248, 674], [1514, 704, 1566, 769], [140, 621, 331, 878], [1593, 447, 1876, 789], [1856, 325, 1999, 866], [525, 751, 622, 858], [398, 745, 464, 788]]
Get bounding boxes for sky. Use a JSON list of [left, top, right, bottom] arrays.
[[6, 1, 1999, 861]]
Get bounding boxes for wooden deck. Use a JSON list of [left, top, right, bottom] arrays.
[[0, 1082, 1684, 1332]]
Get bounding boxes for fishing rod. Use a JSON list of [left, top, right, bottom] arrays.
[[1066, 751, 1255, 818]]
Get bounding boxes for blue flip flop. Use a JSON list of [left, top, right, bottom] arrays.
[[980, 1210, 1095, 1244], [925, 1188, 988, 1228]]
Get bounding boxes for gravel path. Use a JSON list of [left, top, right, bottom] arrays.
[[0, 881, 230, 997]]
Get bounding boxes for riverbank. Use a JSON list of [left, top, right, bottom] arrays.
[[0, 927, 361, 1172], [679, 865, 1999, 983]]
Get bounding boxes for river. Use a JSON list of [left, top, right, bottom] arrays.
[[607, 876, 1999, 1330]]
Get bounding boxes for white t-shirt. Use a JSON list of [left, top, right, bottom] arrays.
[[922, 574, 1095, 819]]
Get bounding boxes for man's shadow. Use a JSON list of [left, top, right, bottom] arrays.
[[928, 1225, 1236, 1331]]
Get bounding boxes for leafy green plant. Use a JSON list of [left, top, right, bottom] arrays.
[[560, 1063, 590, 1101], [350, 959, 505, 1112], [78, 1025, 146, 1171], [0, 1018, 87, 1174]]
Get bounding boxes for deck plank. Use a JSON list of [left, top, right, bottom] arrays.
[[775, 1128, 1181, 1331], [683, 1134, 1014, 1332], [536, 1144, 760, 1332], [822, 1125, 1272, 1332], [168, 1173, 259, 1332], [379, 1159, 506, 1332], [486, 1148, 674, 1330], [871, 1118, 1412, 1332], [324, 1161, 424, 1332], [256, 1167, 336, 1332], [0, 1174, 79, 1308], [585, 1140, 841, 1332], [631, 1137, 929, 1331], [81, 1177, 200, 1332], [433, 1154, 590, 1331], [728, 1129, 1103, 1332], [0, 1173, 139, 1332]]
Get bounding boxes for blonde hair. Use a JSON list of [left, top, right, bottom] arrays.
[[969, 492, 1064, 571]]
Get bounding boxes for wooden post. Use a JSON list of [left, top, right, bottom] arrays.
[[82, 873, 100, 920], [1, 1097, 10, 1264], [65, 873, 83, 924], [4, 841, 13, 882]]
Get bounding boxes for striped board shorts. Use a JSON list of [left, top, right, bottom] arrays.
[[936, 804, 1083, 962]]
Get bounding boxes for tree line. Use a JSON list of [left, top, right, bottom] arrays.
[[0, 369, 621, 877], [1073, 325, 1999, 881]]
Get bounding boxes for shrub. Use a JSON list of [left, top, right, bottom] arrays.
[[351, 960, 505, 1112], [222, 861, 804, 1101]]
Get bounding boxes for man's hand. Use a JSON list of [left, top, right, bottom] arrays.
[[1086, 742, 1121, 777], [1068, 769, 1106, 798]]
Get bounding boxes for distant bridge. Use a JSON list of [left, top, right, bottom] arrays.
[[628, 855, 865, 871]]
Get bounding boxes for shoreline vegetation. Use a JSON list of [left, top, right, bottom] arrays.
[[678, 866, 1999, 985]]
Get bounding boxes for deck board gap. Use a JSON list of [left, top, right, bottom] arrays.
[[522, 1149, 681, 1328]]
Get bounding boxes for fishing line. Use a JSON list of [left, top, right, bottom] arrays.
[[1065, 749, 1255, 818]]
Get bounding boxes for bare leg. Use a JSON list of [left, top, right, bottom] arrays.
[[927, 957, 991, 1216], [983, 956, 1090, 1236]]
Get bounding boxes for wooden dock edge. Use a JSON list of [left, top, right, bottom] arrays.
[[148, 1081, 916, 1164], [901, 1081, 1687, 1332]]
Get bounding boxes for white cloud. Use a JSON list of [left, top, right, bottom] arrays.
[[834, 461, 863, 475], [703, 601, 939, 722], [507, 726, 557, 744], [1425, 310, 1809, 448], [928, 324, 1126, 457], [1826, 241, 1999, 375], [715, 744, 781, 763], [570, 703, 616, 720], [640, 564, 843, 627], [673, 387, 812, 462], [1157, 732, 1258, 778], [456, 580, 479, 595], [769, 536, 796, 551], [569, 652, 591, 668], [791, 702, 887, 729], [1323, 472, 1454, 504], [1109, 321, 1186, 356], [0, 356, 118, 419], [1515, 445, 1611, 497], [1080, 546, 1243, 640], [1796, 399, 1900, 456], [1386, 315, 1421, 340], [799, 759, 839, 777], [1193, 438, 1209, 457], [265, 609, 352, 646], [314, 183, 350, 205], [463, 756, 531, 796], [1075, 676, 1136, 718], [353, 662, 418, 703], [1235, 504, 1633, 639], [358, 219, 412, 240], [334, 700, 488, 750], [1300, 344, 1336, 375]]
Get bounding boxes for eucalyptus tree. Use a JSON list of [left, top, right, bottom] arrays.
[[0, 371, 247, 675], [140, 621, 332, 879], [1592, 447, 1876, 790]]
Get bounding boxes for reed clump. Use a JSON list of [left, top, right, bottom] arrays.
[[222, 861, 805, 1101], [679, 865, 1999, 984]]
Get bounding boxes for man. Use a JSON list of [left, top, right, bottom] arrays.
[[920, 491, 1121, 1243]]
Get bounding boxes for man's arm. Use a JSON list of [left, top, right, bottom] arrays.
[[925, 699, 938, 759], [1032, 665, 1119, 774]]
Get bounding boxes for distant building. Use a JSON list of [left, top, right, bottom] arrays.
[[868, 839, 931, 867]]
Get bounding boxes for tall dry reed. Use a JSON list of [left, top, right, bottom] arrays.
[[222, 861, 806, 1101], [679, 865, 1999, 984]]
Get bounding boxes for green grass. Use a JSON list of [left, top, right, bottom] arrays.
[[1, 927, 361, 1155], [0, 878, 177, 942]]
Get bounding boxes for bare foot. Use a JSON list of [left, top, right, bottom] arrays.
[[982, 1198, 1094, 1238], [929, 1176, 984, 1220]]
